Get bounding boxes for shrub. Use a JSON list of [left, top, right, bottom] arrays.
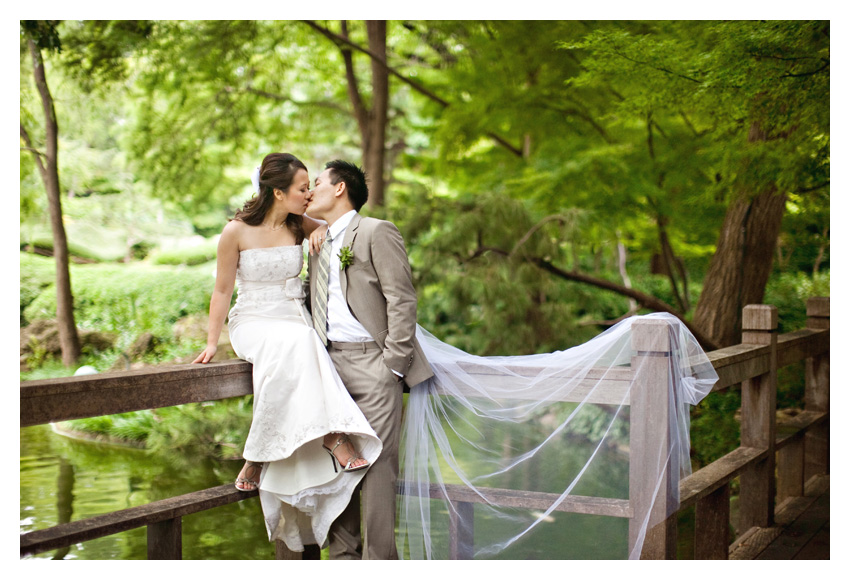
[[20, 252, 56, 325], [764, 270, 830, 333], [23, 261, 215, 343], [150, 239, 218, 266], [22, 236, 125, 263], [64, 398, 253, 459]]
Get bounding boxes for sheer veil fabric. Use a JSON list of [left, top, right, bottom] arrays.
[[397, 313, 718, 560]]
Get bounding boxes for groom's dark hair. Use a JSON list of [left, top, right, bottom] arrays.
[[326, 160, 368, 211]]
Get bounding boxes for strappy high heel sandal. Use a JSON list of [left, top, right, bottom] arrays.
[[322, 434, 370, 473], [235, 460, 262, 491]]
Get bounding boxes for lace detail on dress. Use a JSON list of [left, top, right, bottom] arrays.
[[246, 411, 360, 460], [237, 245, 303, 282], [230, 245, 306, 318]]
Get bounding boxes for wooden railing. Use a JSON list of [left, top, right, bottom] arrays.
[[20, 297, 829, 559], [671, 297, 830, 559]]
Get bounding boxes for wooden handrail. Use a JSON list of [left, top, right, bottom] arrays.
[[21, 329, 828, 428], [21, 360, 253, 427]]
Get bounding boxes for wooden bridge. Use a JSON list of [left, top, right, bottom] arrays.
[[20, 298, 829, 560]]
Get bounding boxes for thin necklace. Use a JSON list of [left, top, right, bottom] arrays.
[[261, 220, 286, 231]]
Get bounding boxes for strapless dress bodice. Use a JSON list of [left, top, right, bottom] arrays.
[[228, 245, 307, 331], [234, 245, 305, 304]]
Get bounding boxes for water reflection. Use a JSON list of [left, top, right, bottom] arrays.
[[20, 424, 274, 560], [53, 458, 74, 560]]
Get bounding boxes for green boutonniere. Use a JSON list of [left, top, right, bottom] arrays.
[[338, 244, 354, 270]]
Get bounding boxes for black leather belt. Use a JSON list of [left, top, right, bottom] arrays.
[[327, 340, 380, 351]]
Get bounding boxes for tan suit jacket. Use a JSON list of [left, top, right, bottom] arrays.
[[309, 213, 433, 387]]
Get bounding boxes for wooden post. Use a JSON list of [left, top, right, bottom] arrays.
[[629, 318, 676, 559], [449, 501, 474, 559], [275, 540, 321, 560], [694, 483, 730, 559], [147, 518, 182, 560], [805, 297, 829, 481], [776, 434, 805, 503], [738, 305, 777, 529]]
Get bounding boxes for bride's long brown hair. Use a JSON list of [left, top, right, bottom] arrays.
[[233, 153, 308, 244]]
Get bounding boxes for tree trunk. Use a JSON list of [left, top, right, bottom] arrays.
[[338, 21, 388, 208], [692, 188, 787, 347], [693, 120, 790, 347], [27, 35, 81, 366], [657, 216, 689, 312], [364, 20, 388, 208]]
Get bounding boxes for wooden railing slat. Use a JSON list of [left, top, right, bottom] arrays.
[[20, 484, 257, 557], [21, 361, 253, 427], [399, 482, 633, 518], [775, 411, 827, 449], [678, 446, 768, 509]]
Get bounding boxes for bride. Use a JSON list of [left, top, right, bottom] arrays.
[[192, 152, 381, 552]]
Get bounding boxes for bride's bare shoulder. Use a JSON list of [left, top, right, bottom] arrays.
[[219, 219, 251, 248]]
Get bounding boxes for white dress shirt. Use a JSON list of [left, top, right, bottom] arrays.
[[325, 210, 373, 343], [324, 210, 403, 378]]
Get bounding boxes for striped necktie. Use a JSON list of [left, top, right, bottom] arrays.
[[312, 232, 333, 346]]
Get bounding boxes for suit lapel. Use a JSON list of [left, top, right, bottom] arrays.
[[340, 212, 361, 301]]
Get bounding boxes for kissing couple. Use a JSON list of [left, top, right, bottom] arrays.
[[194, 152, 431, 559]]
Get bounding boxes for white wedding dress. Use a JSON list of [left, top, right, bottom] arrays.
[[227, 244, 381, 552]]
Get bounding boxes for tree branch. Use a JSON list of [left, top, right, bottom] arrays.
[[226, 85, 350, 114], [339, 21, 370, 138], [302, 19, 523, 157], [510, 214, 567, 257], [20, 123, 47, 180], [20, 146, 47, 159], [465, 243, 720, 351], [303, 20, 450, 107], [532, 257, 718, 350], [796, 180, 830, 194], [607, 48, 703, 84], [780, 59, 829, 78], [534, 102, 613, 143]]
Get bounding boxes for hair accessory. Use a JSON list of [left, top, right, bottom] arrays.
[[250, 166, 261, 195]]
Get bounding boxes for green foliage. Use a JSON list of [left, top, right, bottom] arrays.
[[58, 20, 154, 90], [64, 411, 155, 443], [21, 20, 62, 53], [64, 399, 252, 460], [20, 252, 56, 324], [147, 399, 252, 459], [24, 260, 214, 343], [764, 270, 830, 334], [150, 240, 218, 266], [690, 390, 742, 469]]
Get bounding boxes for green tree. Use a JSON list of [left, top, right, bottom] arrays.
[[20, 20, 81, 365], [393, 20, 828, 350], [574, 20, 829, 345]]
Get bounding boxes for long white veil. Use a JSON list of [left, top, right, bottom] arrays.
[[397, 313, 717, 560]]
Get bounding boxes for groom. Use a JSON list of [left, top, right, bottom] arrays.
[[306, 159, 433, 560]]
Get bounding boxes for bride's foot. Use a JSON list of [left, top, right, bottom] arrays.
[[322, 433, 369, 473], [235, 460, 262, 491]]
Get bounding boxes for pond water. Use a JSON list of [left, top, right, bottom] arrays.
[[20, 424, 275, 560]]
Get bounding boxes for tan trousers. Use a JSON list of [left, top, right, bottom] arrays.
[[327, 342, 404, 560]]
